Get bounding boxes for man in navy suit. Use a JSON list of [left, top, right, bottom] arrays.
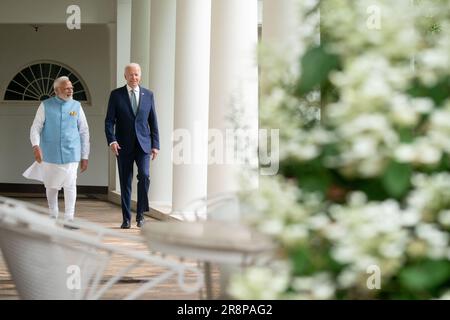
[[105, 63, 159, 229]]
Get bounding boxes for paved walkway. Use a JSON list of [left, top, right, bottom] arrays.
[[0, 195, 220, 300]]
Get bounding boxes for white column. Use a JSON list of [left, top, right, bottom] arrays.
[[172, 0, 211, 212], [207, 0, 259, 299], [129, 0, 151, 204], [109, 0, 131, 202], [262, 0, 301, 61], [116, 0, 132, 88], [107, 22, 118, 200], [208, 0, 259, 198], [131, 0, 150, 87], [148, 0, 176, 209], [262, 0, 298, 45]]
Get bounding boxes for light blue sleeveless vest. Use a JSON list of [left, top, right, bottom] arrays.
[[41, 97, 81, 164]]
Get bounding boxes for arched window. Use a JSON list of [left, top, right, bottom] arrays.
[[3, 62, 89, 102]]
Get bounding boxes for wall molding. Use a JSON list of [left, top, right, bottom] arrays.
[[0, 183, 107, 194]]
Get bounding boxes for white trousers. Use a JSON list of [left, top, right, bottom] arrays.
[[23, 161, 79, 220], [46, 181, 77, 221]]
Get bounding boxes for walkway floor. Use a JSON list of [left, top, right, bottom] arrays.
[[0, 195, 221, 300]]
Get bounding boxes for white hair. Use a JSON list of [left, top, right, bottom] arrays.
[[124, 63, 141, 74], [53, 76, 70, 91]]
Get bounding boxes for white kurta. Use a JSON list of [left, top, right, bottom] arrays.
[[23, 100, 90, 190], [23, 161, 79, 190]]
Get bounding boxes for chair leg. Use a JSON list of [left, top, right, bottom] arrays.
[[203, 262, 213, 299]]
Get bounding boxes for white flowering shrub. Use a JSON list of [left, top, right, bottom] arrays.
[[230, 0, 450, 299]]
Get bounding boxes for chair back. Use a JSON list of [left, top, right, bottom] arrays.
[[0, 198, 101, 299], [0, 196, 203, 300]]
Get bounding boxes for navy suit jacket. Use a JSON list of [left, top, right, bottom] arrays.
[[105, 85, 160, 154]]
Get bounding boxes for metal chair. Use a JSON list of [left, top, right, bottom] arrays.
[[0, 196, 203, 300]]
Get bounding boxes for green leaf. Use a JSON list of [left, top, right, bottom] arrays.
[[354, 178, 390, 201], [398, 128, 414, 143], [399, 260, 450, 291], [407, 76, 450, 106], [381, 161, 412, 198], [436, 153, 450, 171], [297, 46, 340, 94], [290, 247, 312, 275], [300, 171, 332, 195]]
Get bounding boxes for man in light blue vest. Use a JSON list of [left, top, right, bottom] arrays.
[[24, 76, 90, 222]]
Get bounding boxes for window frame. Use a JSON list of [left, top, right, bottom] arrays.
[[2, 60, 91, 105]]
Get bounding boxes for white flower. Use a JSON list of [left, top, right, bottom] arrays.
[[337, 269, 359, 289], [401, 209, 422, 226], [439, 290, 450, 300], [351, 137, 378, 158], [295, 144, 320, 160], [332, 246, 358, 264], [412, 98, 434, 114], [228, 264, 290, 300], [259, 219, 284, 237], [395, 144, 416, 162], [233, 0, 450, 300], [420, 48, 449, 70], [415, 140, 442, 164], [347, 192, 368, 207], [307, 214, 331, 230], [311, 279, 335, 299], [390, 94, 420, 126], [292, 273, 336, 299], [415, 224, 449, 258], [280, 224, 309, 246], [438, 210, 450, 227]]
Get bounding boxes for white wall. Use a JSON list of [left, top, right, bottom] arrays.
[[0, 0, 115, 24], [0, 24, 111, 186]]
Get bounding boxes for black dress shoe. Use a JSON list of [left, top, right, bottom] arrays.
[[136, 219, 145, 228], [121, 221, 131, 229], [63, 219, 79, 230], [63, 224, 79, 230]]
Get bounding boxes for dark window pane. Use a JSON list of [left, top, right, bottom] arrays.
[[41, 63, 50, 77], [30, 64, 42, 80], [6, 81, 24, 93], [4, 91, 22, 100], [28, 80, 42, 96], [23, 88, 40, 100], [42, 78, 50, 95], [21, 67, 34, 83], [74, 92, 87, 101], [59, 67, 71, 77], [12, 72, 28, 86], [73, 82, 83, 93], [68, 74, 78, 84], [50, 65, 62, 79]]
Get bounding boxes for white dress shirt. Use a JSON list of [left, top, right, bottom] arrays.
[[127, 84, 140, 107]]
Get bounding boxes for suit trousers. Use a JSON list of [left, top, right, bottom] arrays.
[[117, 143, 150, 223]]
